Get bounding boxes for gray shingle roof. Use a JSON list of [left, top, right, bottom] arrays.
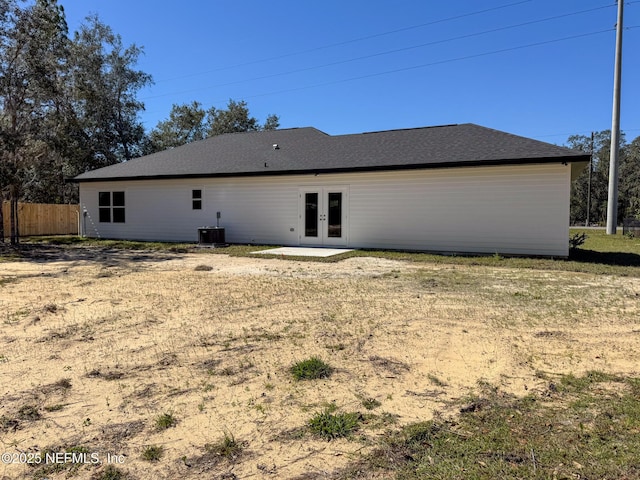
[[73, 123, 589, 182]]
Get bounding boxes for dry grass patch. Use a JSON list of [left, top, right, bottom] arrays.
[[368, 355, 410, 376]]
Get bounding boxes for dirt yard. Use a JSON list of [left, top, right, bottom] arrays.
[[0, 246, 638, 479]]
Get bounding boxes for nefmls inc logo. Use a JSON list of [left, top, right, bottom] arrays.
[[45, 451, 100, 464]]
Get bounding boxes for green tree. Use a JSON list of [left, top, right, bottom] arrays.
[[147, 99, 280, 153], [619, 135, 640, 220], [567, 131, 640, 226], [206, 99, 260, 136], [568, 131, 610, 225], [21, 14, 153, 205], [262, 113, 280, 132], [68, 15, 152, 168], [0, 4, 152, 242], [0, 0, 68, 243], [147, 101, 206, 152], [205, 99, 279, 137]]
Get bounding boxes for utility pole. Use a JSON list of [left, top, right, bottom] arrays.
[[586, 132, 594, 227], [606, 0, 624, 234]]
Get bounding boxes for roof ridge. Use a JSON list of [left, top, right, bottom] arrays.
[[220, 126, 330, 136], [338, 124, 461, 137]]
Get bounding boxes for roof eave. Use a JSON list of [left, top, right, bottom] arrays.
[[71, 155, 590, 183]]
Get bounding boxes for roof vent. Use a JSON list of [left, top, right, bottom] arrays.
[[272, 143, 279, 150]]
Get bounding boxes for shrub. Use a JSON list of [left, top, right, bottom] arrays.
[[569, 232, 588, 251]]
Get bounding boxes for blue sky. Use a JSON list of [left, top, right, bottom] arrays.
[[61, 1, 639, 144]]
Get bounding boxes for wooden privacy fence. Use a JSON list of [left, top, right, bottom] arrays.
[[2, 202, 79, 237]]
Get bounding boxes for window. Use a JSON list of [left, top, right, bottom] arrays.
[[192, 189, 202, 210], [99, 192, 111, 223], [99, 191, 125, 223], [112, 191, 125, 223]]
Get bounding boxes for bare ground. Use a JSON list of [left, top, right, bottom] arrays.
[[0, 246, 638, 479]]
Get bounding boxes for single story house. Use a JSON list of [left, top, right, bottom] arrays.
[[73, 123, 589, 256]]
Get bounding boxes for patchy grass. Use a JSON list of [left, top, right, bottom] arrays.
[[0, 243, 22, 262], [360, 397, 382, 410], [344, 228, 640, 276], [95, 464, 128, 480], [193, 264, 213, 271], [0, 277, 18, 287], [23, 235, 191, 252], [571, 227, 640, 254], [426, 374, 448, 387], [49, 377, 72, 391], [17, 228, 640, 276], [43, 404, 66, 412], [2, 233, 639, 478], [154, 412, 177, 431], [30, 445, 95, 478], [558, 370, 623, 392], [340, 372, 640, 479], [309, 408, 362, 441], [141, 445, 163, 462], [290, 357, 333, 381], [369, 355, 410, 376], [17, 405, 41, 421], [204, 432, 244, 460], [0, 415, 19, 432]]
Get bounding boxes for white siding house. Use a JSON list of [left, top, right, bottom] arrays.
[[74, 124, 589, 257]]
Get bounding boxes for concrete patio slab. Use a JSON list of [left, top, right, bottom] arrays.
[[251, 247, 354, 258]]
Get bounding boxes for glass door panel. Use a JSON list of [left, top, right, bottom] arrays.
[[305, 192, 319, 237], [300, 189, 323, 245], [327, 192, 342, 238]]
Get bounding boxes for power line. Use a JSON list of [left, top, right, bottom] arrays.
[[535, 127, 640, 140], [154, 0, 533, 84], [167, 28, 616, 107], [144, 4, 617, 102]]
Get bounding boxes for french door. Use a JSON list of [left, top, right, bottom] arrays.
[[299, 186, 348, 246]]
